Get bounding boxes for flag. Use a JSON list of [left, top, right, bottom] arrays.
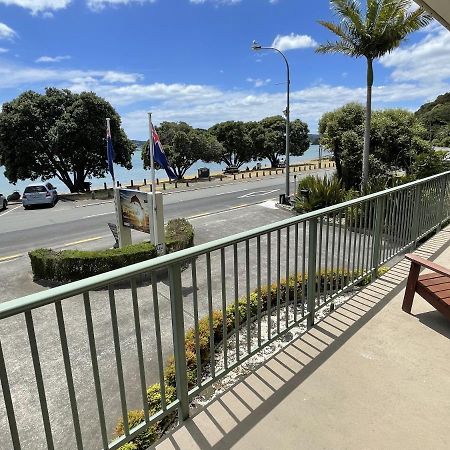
[[106, 120, 115, 182], [150, 127, 178, 180]]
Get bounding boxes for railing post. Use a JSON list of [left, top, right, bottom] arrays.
[[437, 175, 448, 231], [307, 217, 318, 328], [168, 263, 190, 421], [371, 196, 386, 278], [410, 184, 423, 248]]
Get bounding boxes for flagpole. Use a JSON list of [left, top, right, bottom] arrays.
[[148, 112, 157, 242], [106, 117, 115, 185]]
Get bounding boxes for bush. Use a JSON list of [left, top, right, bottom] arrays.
[[165, 218, 194, 253], [29, 218, 194, 282], [294, 175, 348, 213], [115, 410, 157, 450], [411, 150, 450, 179], [29, 242, 158, 283]]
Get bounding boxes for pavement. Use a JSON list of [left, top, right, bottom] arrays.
[[154, 226, 450, 450]]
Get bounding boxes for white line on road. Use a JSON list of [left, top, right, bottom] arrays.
[[84, 212, 113, 219], [0, 205, 21, 216], [215, 188, 249, 196], [237, 189, 279, 198]]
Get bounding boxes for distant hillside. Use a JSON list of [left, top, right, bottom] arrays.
[[308, 133, 320, 145], [416, 93, 450, 146]]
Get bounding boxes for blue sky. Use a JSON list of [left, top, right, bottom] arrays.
[[0, 0, 449, 139]]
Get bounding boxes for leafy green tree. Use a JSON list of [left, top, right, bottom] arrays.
[[0, 88, 134, 192], [249, 115, 310, 168], [416, 93, 450, 145], [209, 121, 254, 168], [317, 0, 432, 190], [319, 103, 430, 189], [142, 122, 223, 179], [412, 151, 450, 179]]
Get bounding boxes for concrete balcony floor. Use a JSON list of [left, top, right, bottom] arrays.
[[154, 226, 450, 450]]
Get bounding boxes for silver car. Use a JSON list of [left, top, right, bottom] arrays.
[[0, 193, 7, 211], [22, 182, 58, 209]]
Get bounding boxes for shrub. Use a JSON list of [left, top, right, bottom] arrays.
[[294, 175, 347, 213], [114, 410, 157, 450], [165, 218, 194, 253], [29, 218, 194, 282]]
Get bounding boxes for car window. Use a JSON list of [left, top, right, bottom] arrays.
[[24, 186, 47, 193], [46, 183, 54, 190]]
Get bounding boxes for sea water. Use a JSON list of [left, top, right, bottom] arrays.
[[0, 145, 322, 196]]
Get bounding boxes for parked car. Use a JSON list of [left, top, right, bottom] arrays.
[[0, 193, 7, 211], [22, 182, 58, 209]]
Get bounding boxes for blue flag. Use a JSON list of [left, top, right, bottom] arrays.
[[151, 127, 178, 180], [106, 123, 115, 181]]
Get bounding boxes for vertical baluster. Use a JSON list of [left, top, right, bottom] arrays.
[[301, 224, 307, 317], [168, 263, 189, 421], [317, 218, 323, 307], [55, 301, 83, 449], [285, 226, 290, 328], [221, 249, 228, 371], [25, 311, 54, 450], [324, 215, 330, 302], [365, 201, 374, 273], [356, 201, 364, 279], [191, 260, 202, 388], [206, 253, 215, 378], [256, 236, 262, 347], [351, 205, 358, 284], [276, 229, 281, 335], [84, 293, 108, 448], [293, 224, 299, 323], [347, 207, 354, 284], [266, 233, 272, 341], [342, 208, 348, 290], [307, 218, 318, 328], [108, 286, 128, 435], [233, 244, 240, 360], [336, 210, 343, 293], [245, 240, 252, 354], [0, 337, 21, 450], [150, 273, 167, 408]]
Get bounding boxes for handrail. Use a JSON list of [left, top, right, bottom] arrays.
[[1, 170, 448, 320]]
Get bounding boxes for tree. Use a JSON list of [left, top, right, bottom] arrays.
[[249, 115, 310, 168], [316, 0, 431, 190], [0, 88, 134, 192], [208, 121, 254, 168], [319, 103, 430, 189], [416, 92, 450, 145], [142, 122, 223, 179]]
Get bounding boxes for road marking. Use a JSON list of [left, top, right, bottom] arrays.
[[63, 236, 103, 247], [0, 205, 21, 216], [75, 201, 113, 208], [84, 212, 113, 219], [186, 200, 274, 221], [0, 253, 22, 262], [237, 189, 279, 198], [215, 188, 248, 196]]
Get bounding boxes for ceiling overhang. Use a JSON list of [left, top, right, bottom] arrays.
[[415, 1, 450, 31]]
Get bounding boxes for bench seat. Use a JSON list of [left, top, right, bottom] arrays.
[[402, 254, 450, 321]]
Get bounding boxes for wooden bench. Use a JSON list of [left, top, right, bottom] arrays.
[[402, 253, 450, 321]]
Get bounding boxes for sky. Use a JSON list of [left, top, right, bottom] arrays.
[[0, 0, 449, 140]]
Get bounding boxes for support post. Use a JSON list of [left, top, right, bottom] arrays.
[[168, 263, 190, 421], [371, 196, 386, 278], [307, 217, 318, 328]]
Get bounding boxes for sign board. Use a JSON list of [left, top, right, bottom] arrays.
[[119, 189, 151, 234]]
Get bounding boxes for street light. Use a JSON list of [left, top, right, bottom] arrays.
[[252, 40, 291, 204]]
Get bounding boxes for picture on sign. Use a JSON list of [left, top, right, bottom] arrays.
[[119, 189, 151, 234]]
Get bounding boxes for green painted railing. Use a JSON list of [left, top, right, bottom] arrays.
[[0, 172, 449, 449]]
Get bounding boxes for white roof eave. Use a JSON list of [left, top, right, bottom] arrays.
[[414, 0, 450, 31]]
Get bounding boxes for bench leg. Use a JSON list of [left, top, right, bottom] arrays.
[[402, 262, 421, 313]]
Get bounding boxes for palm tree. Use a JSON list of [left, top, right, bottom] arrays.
[[317, 0, 432, 191]]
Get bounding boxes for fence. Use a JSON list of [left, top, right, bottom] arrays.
[[0, 171, 449, 449]]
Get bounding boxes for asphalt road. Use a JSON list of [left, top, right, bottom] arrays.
[[0, 168, 331, 260]]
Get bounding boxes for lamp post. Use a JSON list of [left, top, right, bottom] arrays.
[[252, 40, 291, 204]]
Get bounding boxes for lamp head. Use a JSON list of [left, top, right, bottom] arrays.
[[251, 40, 261, 51]]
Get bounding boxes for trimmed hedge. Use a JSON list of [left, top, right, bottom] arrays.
[[29, 218, 194, 283], [117, 267, 387, 449]]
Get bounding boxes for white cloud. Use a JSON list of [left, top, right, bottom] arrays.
[[0, 47, 9, 53], [0, 0, 71, 14], [0, 23, 17, 40], [380, 28, 450, 82], [190, 0, 241, 4], [86, 0, 155, 10], [246, 77, 271, 88], [35, 55, 71, 63], [271, 33, 317, 51]]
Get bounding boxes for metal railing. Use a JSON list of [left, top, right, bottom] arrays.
[[0, 172, 449, 449]]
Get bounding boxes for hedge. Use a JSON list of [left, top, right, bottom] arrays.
[[116, 267, 387, 449], [29, 218, 194, 283]]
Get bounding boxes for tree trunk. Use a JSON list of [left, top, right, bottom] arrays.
[[269, 155, 279, 168], [362, 57, 373, 192]]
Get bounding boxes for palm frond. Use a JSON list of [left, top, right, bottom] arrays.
[[330, 0, 365, 33], [316, 41, 360, 57]]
